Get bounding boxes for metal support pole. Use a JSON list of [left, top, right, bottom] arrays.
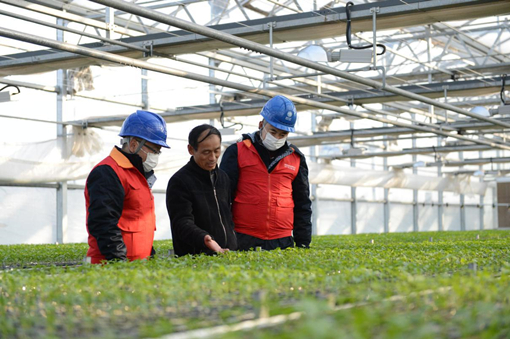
[[209, 6, 217, 120], [141, 68, 149, 110], [383, 186, 389, 233], [479, 194, 484, 229], [105, 7, 115, 40], [428, 24, 443, 232], [350, 123, 357, 235], [209, 58, 216, 106], [412, 187, 418, 232], [370, 7, 379, 68], [351, 185, 357, 235], [382, 111, 389, 233], [381, 62, 390, 234], [459, 151, 466, 231], [310, 69, 320, 235], [268, 22, 275, 82], [479, 150, 484, 229], [412, 114, 419, 232], [437, 144, 444, 231], [311, 112, 318, 236], [443, 85, 449, 124], [494, 180, 499, 229], [56, 18, 67, 244]]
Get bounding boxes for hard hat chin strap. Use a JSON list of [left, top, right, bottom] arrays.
[[260, 120, 268, 137], [134, 138, 146, 154], [121, 137, 146, 154]]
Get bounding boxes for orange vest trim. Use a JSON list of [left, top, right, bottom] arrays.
[[110, 147, 133, 169], [233, 139, 300, 240], [86, 147, 155, 263]]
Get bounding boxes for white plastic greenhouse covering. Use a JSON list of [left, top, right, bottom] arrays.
[[0, 126, 487, 195]]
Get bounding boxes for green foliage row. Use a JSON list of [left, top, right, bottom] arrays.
[[1, 230, 509, 338]]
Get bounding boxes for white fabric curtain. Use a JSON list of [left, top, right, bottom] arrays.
[[308, 163, 487, 196], [0, 128, 489, 196]]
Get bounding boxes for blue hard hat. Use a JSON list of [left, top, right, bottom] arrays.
[[119, 110, 170, 148], [260, 95, 297, 132]]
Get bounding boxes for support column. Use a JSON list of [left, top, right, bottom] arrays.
[[56, 18, 67, 244], [142, 68, 149, 110], [438, 148, 444, 231], [209, 58, 216, 107], [350, 123, 357, 235], [105, 7, 115, 40], [310, 113, 318, 236], [459, 151, 466, 231], [479, 150, 484, 229], [268, 22, 274, 82], [412, 114, 418, 232], [382, 116, 389, 233], [209, 4, 217, 109], [427, 25, 443, 232], [351, 185, 357, 235]]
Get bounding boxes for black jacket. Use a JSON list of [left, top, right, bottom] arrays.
[[220, 132, 312, 249], [166, 157, 237, 256]]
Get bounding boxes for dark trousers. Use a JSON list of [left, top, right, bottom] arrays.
[[235, 231, 294, 251]]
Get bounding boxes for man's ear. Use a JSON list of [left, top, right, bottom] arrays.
[[187, 144, 195, 156], [258, 120, 264, 129], [128, 138, 137, 153]]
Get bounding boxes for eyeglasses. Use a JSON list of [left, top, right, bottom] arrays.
[[135, 139, 162, 155]]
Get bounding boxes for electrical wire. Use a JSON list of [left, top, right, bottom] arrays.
[[501, 75, 509, 105], [345, 2, 386, 56], [219, 103, 244, 130], [0, 84, 20, 95]]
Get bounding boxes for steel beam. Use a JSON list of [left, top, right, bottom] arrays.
[[1, 0, 508, 75], [2, 27, 510, 151], [1, 0, 142, 36], [85, 0, 510, 131]]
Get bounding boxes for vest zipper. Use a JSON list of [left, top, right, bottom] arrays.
[[266, 173, 271, 240], [211, 172, 228, 245]]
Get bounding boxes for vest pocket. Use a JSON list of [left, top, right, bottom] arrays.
[[120, 184, 142, 232], [124, 182, 142, 211], [234, 194, 260, 204], [122, 231, 153, 260], [275, 196, 295, 231], [233, 195, 261, 231], [118, 219, 143, 233], [276, 196, 295, 208]]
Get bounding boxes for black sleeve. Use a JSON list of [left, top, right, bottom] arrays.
[[219, 143, 239, 201], [292, 154, 312, 248], [166, 176, 209, 250], [86, 165, 127, 261]]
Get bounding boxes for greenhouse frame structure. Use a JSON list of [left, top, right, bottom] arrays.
[[0, 0, 509, 244]]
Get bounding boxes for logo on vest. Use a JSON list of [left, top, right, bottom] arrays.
[[284, 163, 296, 171]]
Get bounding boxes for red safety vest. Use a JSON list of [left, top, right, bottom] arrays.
[[233, 139, 300, 240], [85, 147, 156, 264]]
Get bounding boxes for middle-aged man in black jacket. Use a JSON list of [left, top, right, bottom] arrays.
[[166, 124, 237, 256]]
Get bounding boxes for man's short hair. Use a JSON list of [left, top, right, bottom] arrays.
[[188, 124, 222, 150]]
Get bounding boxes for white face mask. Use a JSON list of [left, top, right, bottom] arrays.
[[143, 152, 159, 172], [262, 129, 287, 151]]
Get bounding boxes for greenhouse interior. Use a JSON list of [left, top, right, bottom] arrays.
[[1, 0, 510, 245], [2, 1, 510, 338]]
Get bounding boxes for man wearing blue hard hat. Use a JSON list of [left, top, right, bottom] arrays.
[[85, 110, 170, 264], [220, 95, 312, 251]]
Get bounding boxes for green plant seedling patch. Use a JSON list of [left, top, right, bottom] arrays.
[[1, 230, 509, 338]]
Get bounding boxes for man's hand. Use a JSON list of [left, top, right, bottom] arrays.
[[204, 235, 229, 254]]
